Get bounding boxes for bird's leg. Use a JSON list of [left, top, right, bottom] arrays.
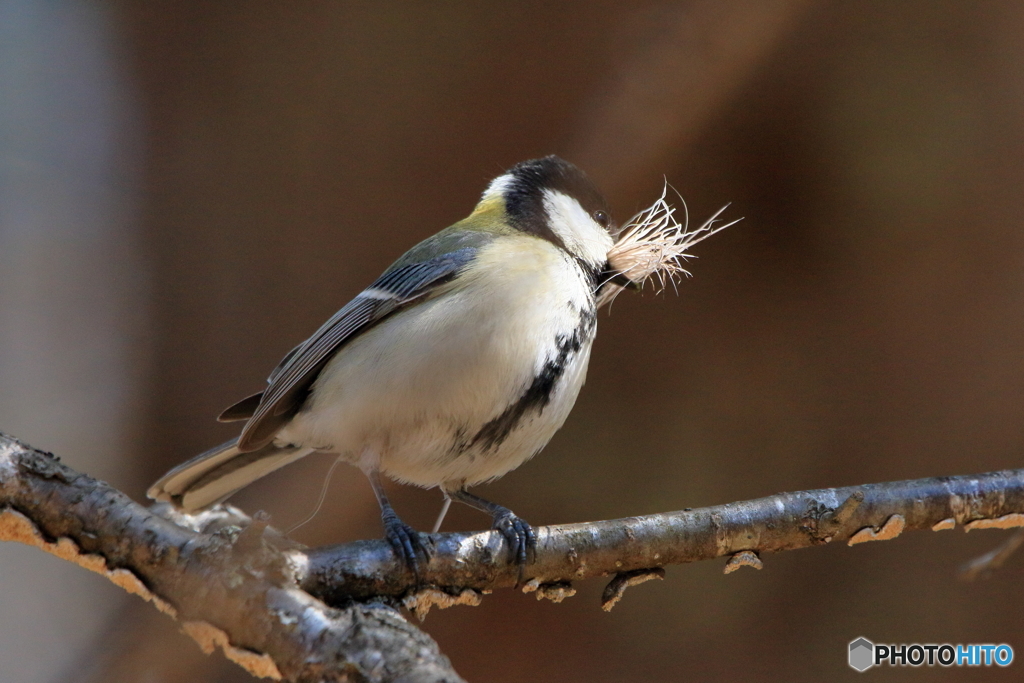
[[366, 469, 426, 575], [431, 493, 452, 534], [448, 488, 536, 570]]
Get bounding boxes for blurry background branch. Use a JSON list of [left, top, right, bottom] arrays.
[[3, 431, 1023, 681]]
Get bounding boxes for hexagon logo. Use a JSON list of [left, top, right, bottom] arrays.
[[849, 637, 874, 672]]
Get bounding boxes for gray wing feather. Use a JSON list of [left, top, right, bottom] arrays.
[[218, 391, 264, 422], [236, 246, 478, 451], [218, 338, 303, 421], [267, 342, 303, 384]]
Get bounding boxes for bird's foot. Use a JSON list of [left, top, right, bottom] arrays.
[[382, 512, 428, 576], [491, 507, 536, 571], [446, 488, 537, 574]]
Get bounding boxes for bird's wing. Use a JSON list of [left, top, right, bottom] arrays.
[[234, 245, 480, 451], [217, 341, 304, 422]]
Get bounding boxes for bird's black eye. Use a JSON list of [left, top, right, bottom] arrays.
[[593, 210, 609, 227]]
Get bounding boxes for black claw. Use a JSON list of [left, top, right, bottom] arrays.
[[446, 489, 535, 576], [382, 513, 427, 576], [493, 510, 536, 570]]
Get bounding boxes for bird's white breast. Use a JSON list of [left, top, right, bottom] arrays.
[[278, 235, 598, 489]]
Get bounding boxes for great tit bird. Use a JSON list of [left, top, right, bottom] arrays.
[[148, 156, 621, 571]]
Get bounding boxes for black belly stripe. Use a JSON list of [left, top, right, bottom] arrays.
[[469, 304, 597, 452]]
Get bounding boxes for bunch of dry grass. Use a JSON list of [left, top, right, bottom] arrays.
[[598, 185, 740, 308]]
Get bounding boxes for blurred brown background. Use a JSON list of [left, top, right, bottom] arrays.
[[3, 1, 1024, 681]]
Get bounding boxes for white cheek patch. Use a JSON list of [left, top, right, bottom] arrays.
[[541, 189, 614, 266]]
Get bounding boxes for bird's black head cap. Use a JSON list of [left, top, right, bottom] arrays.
[[501, 156, 615, 243]]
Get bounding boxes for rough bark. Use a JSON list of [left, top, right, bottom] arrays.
[[299, 468, 1024, 609], [0, 433, 461, 683], [2, 430, 1023, 681]]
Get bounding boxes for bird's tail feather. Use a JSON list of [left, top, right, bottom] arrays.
[[147, 437, 314, 512]]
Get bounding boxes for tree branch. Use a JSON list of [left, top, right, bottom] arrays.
[[0, 432, 462, 683], [298, 468, 1024, 611], [3, 429, 1023, 681]]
